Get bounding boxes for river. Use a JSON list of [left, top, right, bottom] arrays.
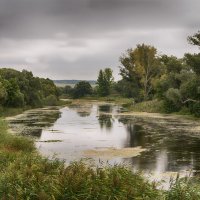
[[7, 101, 200, 186]]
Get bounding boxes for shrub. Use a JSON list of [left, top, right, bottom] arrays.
[[43, 95, 58, 106]]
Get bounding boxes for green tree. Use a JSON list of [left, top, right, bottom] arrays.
[[73, 81, 93, 98], [0, 81, 7, 105], [153, 55, 185, 99], [188, 31, 200, 47], [0, 68, 58, 108], [4, 79, 24, 107], [185, 53, 200, 75], [97, 68, 114, 96], [120, 44, 161, 100]]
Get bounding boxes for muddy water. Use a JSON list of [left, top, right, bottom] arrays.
[[7, 102, 200, 185]]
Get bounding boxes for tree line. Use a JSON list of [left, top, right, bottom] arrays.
[[60, 31, 200, 117], [0, 68, 58, 108]]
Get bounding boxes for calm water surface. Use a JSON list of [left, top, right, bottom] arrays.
[[8, 102, 200, 183]]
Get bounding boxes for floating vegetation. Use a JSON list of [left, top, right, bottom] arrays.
[[6, 107, 61, 137], [83, 146, 146, 158]]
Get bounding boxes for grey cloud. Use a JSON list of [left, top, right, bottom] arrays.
[[0, 0, 199, 79]]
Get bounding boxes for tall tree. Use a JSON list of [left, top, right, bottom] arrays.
[[97, 68, 114, 96], [73, 81, 93, 98], [120, 44, 161, 100]]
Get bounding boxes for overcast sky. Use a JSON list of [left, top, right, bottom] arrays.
[[0, 0, 199, 80]]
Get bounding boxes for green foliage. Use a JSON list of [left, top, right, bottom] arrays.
[[63, 85, 73, 96], [165, 177, 200, 200], [160, 55, 184, 74], [97, 68, 114, 96], [0, 68, 58, 108], [0, 81, 7, 104], [188, 31, 200, 47], [43, 95, 58, 106], [4, 79, 25, 107], [189, 102, 200, 117], [114, 79, 141, 99], [73, 81, 93, 98], [120, 44, 162, 100], [185, 53, 200, 75], [130, 99, 165, 113], [165, 88, 182, 109]]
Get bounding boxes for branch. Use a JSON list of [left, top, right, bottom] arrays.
[[182, 99, 200, 104]]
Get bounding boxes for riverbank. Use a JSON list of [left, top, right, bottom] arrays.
[[1, 101, 200, 199]]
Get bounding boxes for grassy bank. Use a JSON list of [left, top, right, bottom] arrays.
[[0, 99, 71, 118], [1, 118, 200, 199]]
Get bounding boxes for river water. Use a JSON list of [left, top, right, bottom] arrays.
[[7, 101, 200, 185]]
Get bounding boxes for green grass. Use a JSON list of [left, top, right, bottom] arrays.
[[0, 107, 29, 117], [127, 99, 165, 113], [80, 95, 133, 105]]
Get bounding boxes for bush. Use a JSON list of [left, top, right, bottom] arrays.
[[43, 95, 58, 106], [189, 102, 200, 117]]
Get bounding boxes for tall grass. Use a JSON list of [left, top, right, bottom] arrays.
[[128, 99, 165, 113]]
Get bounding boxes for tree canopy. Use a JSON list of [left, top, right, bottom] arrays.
[[97, 68, 114, 96], [0, 68, 58, 108]]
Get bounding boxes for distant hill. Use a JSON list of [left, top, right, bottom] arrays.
[[53, 80, 97, 87]]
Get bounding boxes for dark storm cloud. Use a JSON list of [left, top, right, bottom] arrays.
[[0, 0, 199, 79]]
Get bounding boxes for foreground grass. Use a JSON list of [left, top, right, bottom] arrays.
[[1, 118, 200, 199]]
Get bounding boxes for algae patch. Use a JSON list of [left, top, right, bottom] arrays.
[[83, 146, 146, 158]]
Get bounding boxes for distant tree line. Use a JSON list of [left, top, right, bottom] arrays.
[[59, 31, 200, 117], [0, 68, 58, 108]]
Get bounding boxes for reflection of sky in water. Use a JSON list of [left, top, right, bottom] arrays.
[[8, 102, 200, 185], [36, 104, 132, 161]]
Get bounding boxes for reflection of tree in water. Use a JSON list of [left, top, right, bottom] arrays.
[[98, 104, 113, 113], [77, 111, 91, 117], [118, 117, 146, 147], [119, 116, 200, 174], [98, 114, 114, 131], [70, 104, 93, 117], [126, 124, 145, 147]]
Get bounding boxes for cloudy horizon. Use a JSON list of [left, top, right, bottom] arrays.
[[0, 0, 199, 80]]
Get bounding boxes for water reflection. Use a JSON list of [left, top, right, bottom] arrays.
[[7, 102, 200, 181], [69, 104, 93, 117], [98, 104, 113, 113], [98, 114, 114, 130], [118, 115, 200, 175]]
